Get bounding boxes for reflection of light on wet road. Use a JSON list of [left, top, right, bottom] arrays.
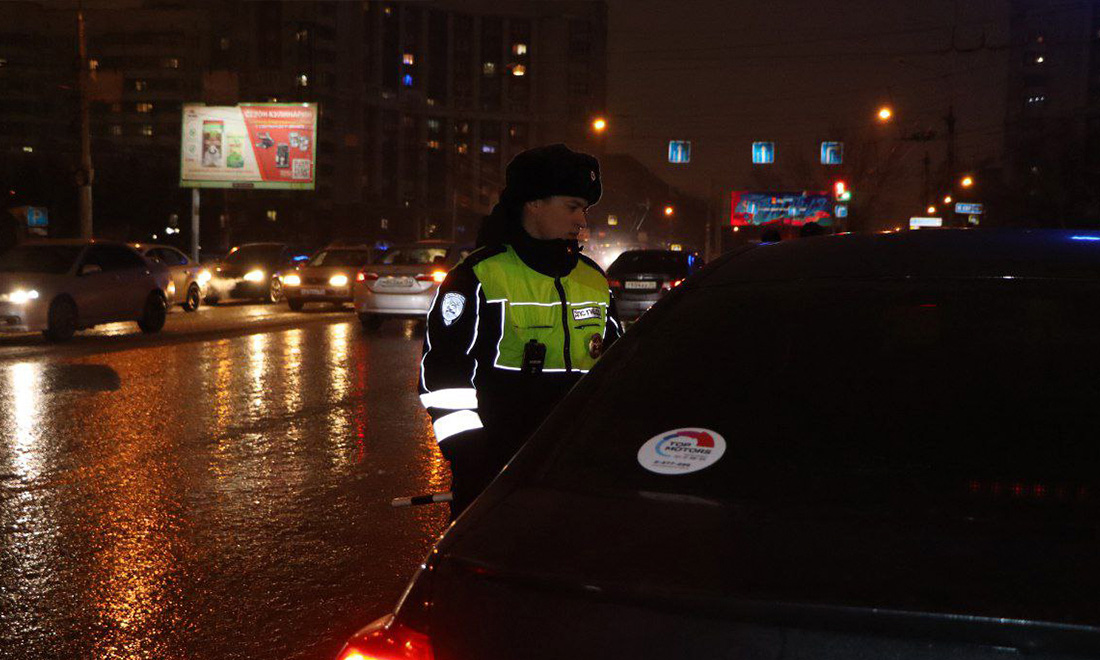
[[247, 332, 267, 416], [8, 361, 44, 480], [283, 328, 303, 412]]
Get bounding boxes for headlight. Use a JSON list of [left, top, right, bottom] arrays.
[[167, 281, 176, 296], [329, 274, 349, 287], [283, 274, 301, 286], [197, 270, 212, 284], [5, 289, 39, 304], [243, 269, 265, 282]]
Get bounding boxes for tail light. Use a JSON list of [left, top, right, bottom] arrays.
[[416, 270, 448, 284], [608, 278, 622, 289], [358, 271, 379, 282], [669, 278, 684, 288], [336, 617, 434, 660]]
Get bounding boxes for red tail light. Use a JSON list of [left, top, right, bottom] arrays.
[[336, 618, 434, 660], [608, 279, 622, 289], [670, 278, 684, 288], [358, 271, 379, 282]]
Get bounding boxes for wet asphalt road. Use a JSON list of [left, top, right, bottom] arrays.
[[0, 304, 448, 659]]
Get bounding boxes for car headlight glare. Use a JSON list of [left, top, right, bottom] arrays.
[[243, 269, 266, 282], [283, 274, 301, 286], [197, 269, 212, 284], [167, 281, 176, 296], [7, 289, 39, 304], [329, 274, 349, 287]]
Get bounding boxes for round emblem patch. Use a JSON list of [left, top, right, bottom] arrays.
[[441, 292, 466, 326], [637, 428, 726, 475]]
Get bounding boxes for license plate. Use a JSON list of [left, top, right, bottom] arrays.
[[378, 276, 415, 288], [302, 288, 324, 296], [625, 280, 657, 290]]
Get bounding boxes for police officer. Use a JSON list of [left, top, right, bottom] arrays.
[[419, 144, 622, 516]]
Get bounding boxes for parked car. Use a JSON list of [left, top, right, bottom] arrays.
[[0, 239, 170, 342], [352, 241, 469, 331], [607, 248, 704, 320], [132, 243, 206, 311], [281, 245, 373, 310], [203, 242, 311, 305], [337, 229, 1100, 660]]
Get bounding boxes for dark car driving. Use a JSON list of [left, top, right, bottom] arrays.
[[338, 229, 1100, 660], [204, 242, 311, 305], [607, 248, 704, 321]]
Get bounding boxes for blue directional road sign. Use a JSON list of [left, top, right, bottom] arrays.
[[955, 202, 983, 215], [26, 207, 48, 227], [834, 204, 848, 218], [752, 142, 775, 164], [668, 140, 691, 164], [821, 141, 843, 165]]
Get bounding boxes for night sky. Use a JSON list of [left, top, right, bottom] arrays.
[[605, 0, 1010, 229]]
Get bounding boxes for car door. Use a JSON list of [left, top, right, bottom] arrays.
[[73, 246, 121, 323], [158, 247, 192, 297], [99, 245, 153, 319]]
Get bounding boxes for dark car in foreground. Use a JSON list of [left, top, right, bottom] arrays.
[[607, 248, 704, 320], [204, 242, 310, 304], [338, 229, 1100, 660]]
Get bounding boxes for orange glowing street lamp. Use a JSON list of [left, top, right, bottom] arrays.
[[591, 117, 608, 133], [877, 106, 893, 122], [663, 205, 675, 217], [960, 175, 974, 188]]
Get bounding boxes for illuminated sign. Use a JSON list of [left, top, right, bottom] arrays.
[[180, 103, 318, 190], [668, 140, 691, 164], [752, 142, 775, 164], [955, 202, 983, 214], [730, 191, 833, 226], [820, 141, 843, 165], [909, 216, 943, 229]]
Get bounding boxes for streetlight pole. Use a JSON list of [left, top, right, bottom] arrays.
[[77, 1, 94, 238]]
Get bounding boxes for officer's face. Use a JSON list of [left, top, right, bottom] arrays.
[[522, 196, 589, 241]]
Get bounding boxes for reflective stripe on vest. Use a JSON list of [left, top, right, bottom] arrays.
[[473, 246, 610, 373]]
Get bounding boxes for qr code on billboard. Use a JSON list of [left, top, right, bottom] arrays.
[[292, 159, 312, 180]]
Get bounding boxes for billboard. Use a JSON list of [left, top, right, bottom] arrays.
[[180, 103, 318, 190], [730, 191, 834, 227]]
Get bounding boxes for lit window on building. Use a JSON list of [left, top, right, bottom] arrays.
[[267, 210, 278, 222], [403, 74, 414, 87], [457, 122, 470, 134], [141, 125, 154, 136], [427, 119, 441, 132], [220, 37, 231, 50], [163, 57, 180, 69], [134, 80, 147, 91], [456, 142, 468, 154], [137, 102, 153, 113], [296, 29, 309, 42], [426, 140, 441, 150], [513, 43, 527, 56], [512, 64, 526, 77], [22, 146, 33, 153], [0, 58, 7, 68], [403, 53, 415, 65], [426, 98, 437, 106], [1027, 94, 1047, 104], [483, 62, 497, 76], [297, 74, 309, 87], [88, 59, 99, 71], [607, 214, 618, 226], [383, 6, 393, 16], [481, 144, 497, 154], [110, 125, 122, 136]]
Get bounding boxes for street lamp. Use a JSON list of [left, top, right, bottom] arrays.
[[943, 195, 952, 204], [960, 175, 974, 188], [877, 106, 893, 122], [927, 205, 936, 215], [591, 117, 607, 133], [664, 205, 674, 217]]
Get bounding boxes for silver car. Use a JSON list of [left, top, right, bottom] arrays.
[[0, 239, 171, 342], [132, 243, 207, 311], [352, 241, 469, 331]]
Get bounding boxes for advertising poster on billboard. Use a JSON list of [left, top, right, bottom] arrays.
[[729, 191, 834, 227], [180, 103, 318, 190]]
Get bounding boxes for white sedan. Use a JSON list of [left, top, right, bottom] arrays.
[[0, 239, 171, 342]]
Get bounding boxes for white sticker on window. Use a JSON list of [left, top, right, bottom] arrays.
[[441, 292, 466, 326], [637, 428, 726, 475]]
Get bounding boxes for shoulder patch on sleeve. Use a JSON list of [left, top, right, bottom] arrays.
[[441, 292, 466, 325]]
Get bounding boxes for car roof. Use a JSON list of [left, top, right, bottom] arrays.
[[704, 229, 1100, 285], [22, 238, 124, 247]]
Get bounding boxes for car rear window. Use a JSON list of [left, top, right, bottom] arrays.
[[0, 245, 83, 274], [381, 247, 449, 265], [608, 251, 689, 276], [308, 250, 371, 267], [535, 279, 1100, 511]]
